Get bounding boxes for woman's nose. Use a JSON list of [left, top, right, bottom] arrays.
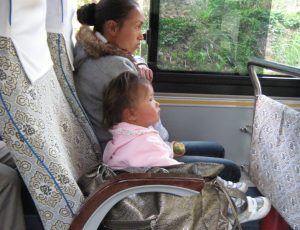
[[138, 32, 144, 40]]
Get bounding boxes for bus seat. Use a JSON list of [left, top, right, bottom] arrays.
[[46, 0, 101, 154], [0, 0, 98, 228], [0, 1, 204, 229], [248, 58, 300, 229], [249, 95, 300, 229]]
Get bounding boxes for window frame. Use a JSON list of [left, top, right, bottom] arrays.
[[146, 0, 300, 97]]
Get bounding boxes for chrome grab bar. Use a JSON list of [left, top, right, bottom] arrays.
[[247, 57, 300, 96]]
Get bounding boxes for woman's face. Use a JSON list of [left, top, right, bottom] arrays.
[[114, 8, 144, 53]]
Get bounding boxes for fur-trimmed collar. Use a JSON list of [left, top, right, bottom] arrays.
[[76, 26, 135, 62]]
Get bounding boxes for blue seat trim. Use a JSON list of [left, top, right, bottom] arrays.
[[0, 88, 75, 217], [9, 0, 12, 25], [60, 0, 63, 23], [57, 34, 94, 129]]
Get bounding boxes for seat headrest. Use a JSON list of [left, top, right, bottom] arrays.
[[0, 0, 53, 83]]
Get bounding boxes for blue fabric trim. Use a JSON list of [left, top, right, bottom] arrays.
[[57, 34, 94, 129], [0, 85, 75, 217], [9, 0, 12, 25], [60, 0, 64, 23]]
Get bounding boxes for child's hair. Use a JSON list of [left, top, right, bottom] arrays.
[[102, 71, 151, 129]]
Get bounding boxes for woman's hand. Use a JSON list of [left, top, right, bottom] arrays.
[[138, 64, 153, 81]]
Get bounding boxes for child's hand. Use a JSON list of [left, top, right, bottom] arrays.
[[173, 142, 186, 158], [138, 64, 153, 81]]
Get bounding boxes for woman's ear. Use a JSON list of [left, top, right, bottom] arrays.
[[105, 20, 119, 36]]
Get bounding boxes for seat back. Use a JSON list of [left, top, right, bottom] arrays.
[[0, 0, 99, 229], [248, 58, 300, 229], [249, 95, 300, 229], [46, 0, 101, 154]]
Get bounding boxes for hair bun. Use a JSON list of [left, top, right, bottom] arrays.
[[77, 3, 96, 26]]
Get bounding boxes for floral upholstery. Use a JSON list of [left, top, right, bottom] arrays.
[[47, 32, 101, 155], [249, 95, 300, 229], [0, 36, 98, 229]]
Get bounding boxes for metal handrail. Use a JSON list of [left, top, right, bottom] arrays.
[[247, 57, 300, 96]]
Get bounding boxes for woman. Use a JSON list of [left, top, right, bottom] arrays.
[[74, 0, 240, 182]]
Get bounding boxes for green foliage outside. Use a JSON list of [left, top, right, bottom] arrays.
[[77, 0, 92, 7], [156, 0, 300, 74]]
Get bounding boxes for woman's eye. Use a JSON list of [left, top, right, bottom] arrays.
[[136, 24, 142, 30]]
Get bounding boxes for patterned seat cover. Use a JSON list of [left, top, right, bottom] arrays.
[[0, 0, 99, 229], [250, 95, 300, 229]]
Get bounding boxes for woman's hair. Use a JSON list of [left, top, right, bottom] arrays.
[[77, 0, 139, 34], [102, 72, 150, 129]]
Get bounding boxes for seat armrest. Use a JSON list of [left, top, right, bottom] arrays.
[[70, 173, 204, 230]]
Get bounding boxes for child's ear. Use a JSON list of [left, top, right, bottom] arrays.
[[122, 108, 137, 122]]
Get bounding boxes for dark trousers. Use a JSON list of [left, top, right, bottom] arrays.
[[178, 141, 240, 182]]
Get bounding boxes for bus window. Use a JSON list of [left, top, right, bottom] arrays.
[[74, 0, 300, 96], [150, 0, 300, 75]]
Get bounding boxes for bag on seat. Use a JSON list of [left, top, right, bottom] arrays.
[[79, 162, 246, 230]]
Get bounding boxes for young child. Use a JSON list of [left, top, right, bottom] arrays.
[[102, 71, 271, 224]]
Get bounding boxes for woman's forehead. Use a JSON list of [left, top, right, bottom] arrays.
[[126, 7, 144, 23]]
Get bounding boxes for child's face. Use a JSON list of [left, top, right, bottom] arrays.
[[130, 84, 160, 128]]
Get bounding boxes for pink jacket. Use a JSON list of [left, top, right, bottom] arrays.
[[103, 122, 181, 169]]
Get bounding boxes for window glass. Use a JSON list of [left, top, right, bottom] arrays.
[[157, 0, 300, 74], [136, 0, 150, 60]]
